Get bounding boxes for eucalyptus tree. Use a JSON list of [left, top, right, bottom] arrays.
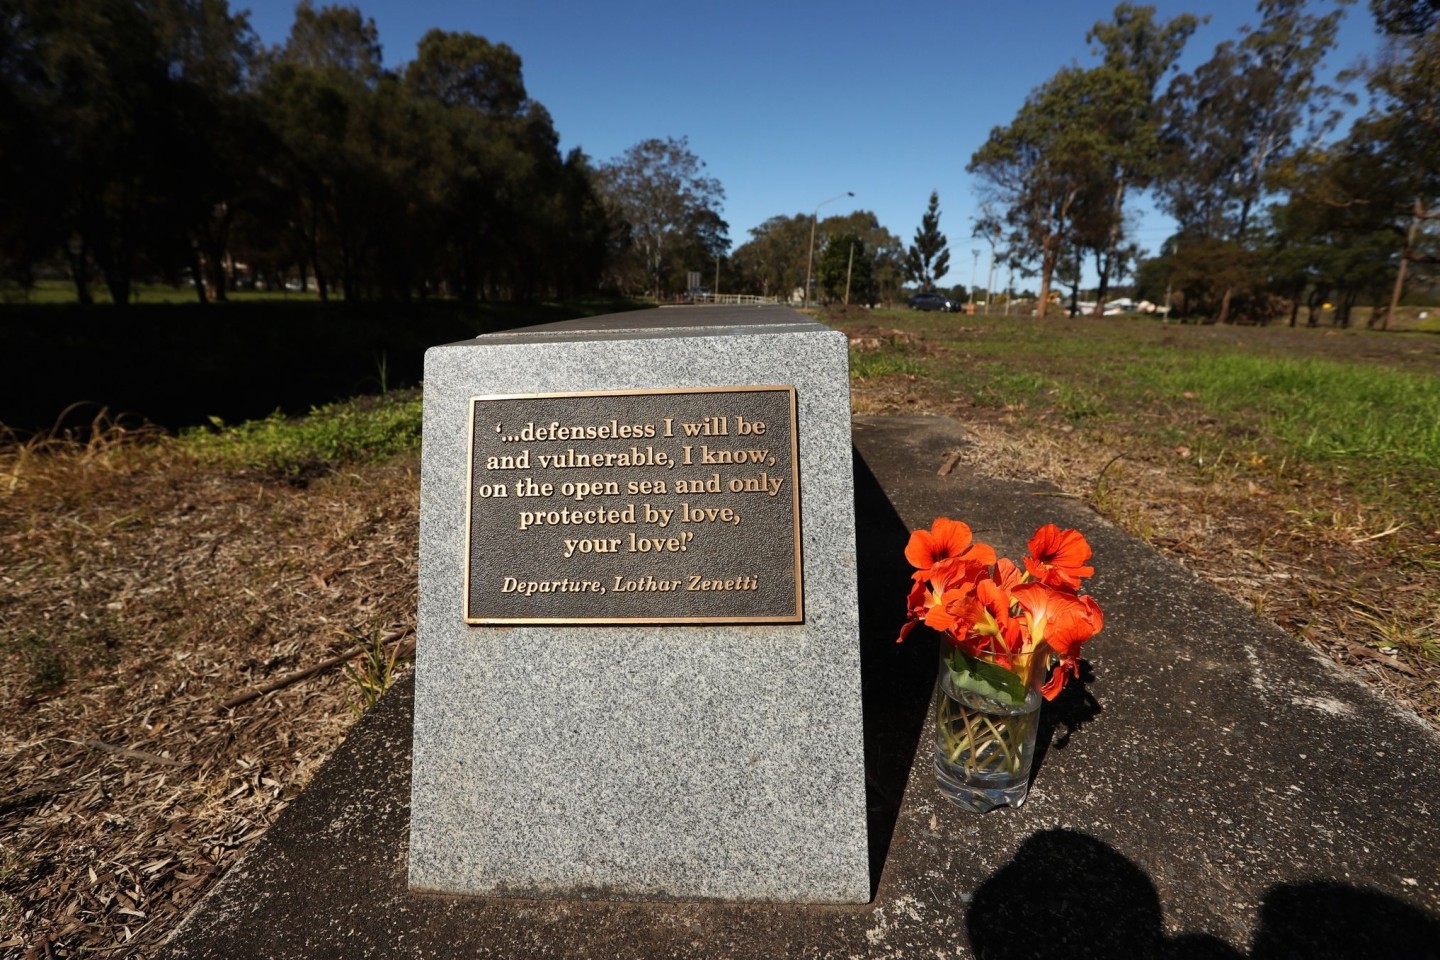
[[2, 0, 197, 304], [1080, 3, 1201, 313], [1360, 0, 1440, 326], [404, 29, 579, 300], [968, 66, 1138, 317], [1369, 0, 1438, 34], [817, 233, 873, 304], [824, 210, 905, 304], [150, 0, 263, 302], [597, 136, 727, 297], [1156, 0, 1348, 322], [257, 0, 387, 301], [0, 0, 69, 292], [729, 214, 811, 299]]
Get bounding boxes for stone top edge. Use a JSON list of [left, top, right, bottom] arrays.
[[441, 305, 837, 347]]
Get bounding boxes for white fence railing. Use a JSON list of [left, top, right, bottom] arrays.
[[681, 294, 781, 306]]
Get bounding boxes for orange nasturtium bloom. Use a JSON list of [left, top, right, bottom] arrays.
[[1023, 523, 1096, 590], [1012, 581, 1104, 699], [904, 517, 996, 574], [898, 517, 1104, 702], [899, 555, 983, 642]]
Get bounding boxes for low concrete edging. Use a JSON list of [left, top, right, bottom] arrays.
[[158, 416, 1440, 959]]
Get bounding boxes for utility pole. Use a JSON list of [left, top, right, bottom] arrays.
[[844, 242, 855, 305], [984, 249, 995, 317], [804, 191, 853, 309]]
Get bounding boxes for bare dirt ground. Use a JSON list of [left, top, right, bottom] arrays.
[[1, 317, 1436, 957]]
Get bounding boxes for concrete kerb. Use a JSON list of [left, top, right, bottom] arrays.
[[157, 415, 1440, 960]]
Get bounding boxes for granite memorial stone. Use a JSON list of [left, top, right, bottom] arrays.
[[410, 305, 868, 903]]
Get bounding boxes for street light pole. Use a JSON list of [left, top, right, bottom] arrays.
[[804, 191, 853, 309]]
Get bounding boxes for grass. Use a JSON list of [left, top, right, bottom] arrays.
[[177, 391, 423, 477], [342, 624, 409, 717], [849, 343, 924, 379], [4, 278, 325, 306], [1138, 354, 1440, 467], [829, 306, 1440, 666], [859, 309, 1440, 486]]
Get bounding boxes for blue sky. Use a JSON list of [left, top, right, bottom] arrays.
[[240, 0, 1379, 286]]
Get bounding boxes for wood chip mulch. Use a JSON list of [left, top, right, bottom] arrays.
[[1, 446, 418, 958]]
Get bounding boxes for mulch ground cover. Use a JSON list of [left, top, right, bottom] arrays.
[[1, 443, 417, 957]]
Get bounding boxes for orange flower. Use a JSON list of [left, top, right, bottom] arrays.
[[1012, 582, 1104, 700], [1040, 658, 1080, 700], [898, 555, 985, 643], [899, 515, 1105, 702], [926, 584, 982, 637], [905, 517, 996, 573], [1023, 524, 1095, 590], [993, 556, 1024, 592], [972, 575, 1023, 653]]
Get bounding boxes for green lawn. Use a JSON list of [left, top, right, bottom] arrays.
[[841, 307, 1440, 555]]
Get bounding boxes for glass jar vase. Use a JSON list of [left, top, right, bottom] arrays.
[[933, 662, 1042, 812]]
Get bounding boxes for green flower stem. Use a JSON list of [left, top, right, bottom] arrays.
[[938, 693, 1026, 776]]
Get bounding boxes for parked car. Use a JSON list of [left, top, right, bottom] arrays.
[[908, 291, 959, 312]]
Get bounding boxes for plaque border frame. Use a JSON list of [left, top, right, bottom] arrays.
[[462, 385, 804, 626]]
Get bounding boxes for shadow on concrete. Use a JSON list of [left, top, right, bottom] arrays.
[[1030, 660, 1103, 790], [852, 449, 935, 898], [967, 829, 1440, 960]]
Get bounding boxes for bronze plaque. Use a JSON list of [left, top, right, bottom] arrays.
[[464, 386, 803, 624]]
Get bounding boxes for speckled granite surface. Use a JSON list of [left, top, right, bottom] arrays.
[[410, 306, 869, 903]]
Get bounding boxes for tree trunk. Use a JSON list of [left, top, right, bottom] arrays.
[[207, 239, 229, 303], [1339, 289, 1358, 328], [1383, 198, 1422, 333], [68, 244, 93, 307], [1068, 246, 1081, 317], [1217, 287, 1234, 325], [100, 242, 132, 306], [1306, 288, 1323, 327], [1093, 180, 1126, 317], [105, 273, 131, 306], [190, 247, 209, 304], [1036, 238, 1056, 320]]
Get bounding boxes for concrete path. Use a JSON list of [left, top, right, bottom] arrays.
[[158, 415, 1440, 959]]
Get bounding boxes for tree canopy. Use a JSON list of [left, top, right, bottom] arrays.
[[0, 0, 619, 303], [595, 136, 728, 298], [2, 0, 1435, 320], [967, 0, 1435, 325], [904, 192, 951, 290]]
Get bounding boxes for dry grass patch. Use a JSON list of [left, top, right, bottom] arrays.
[[849, 376, 1440, 725], [0, 416, 418, 957]]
